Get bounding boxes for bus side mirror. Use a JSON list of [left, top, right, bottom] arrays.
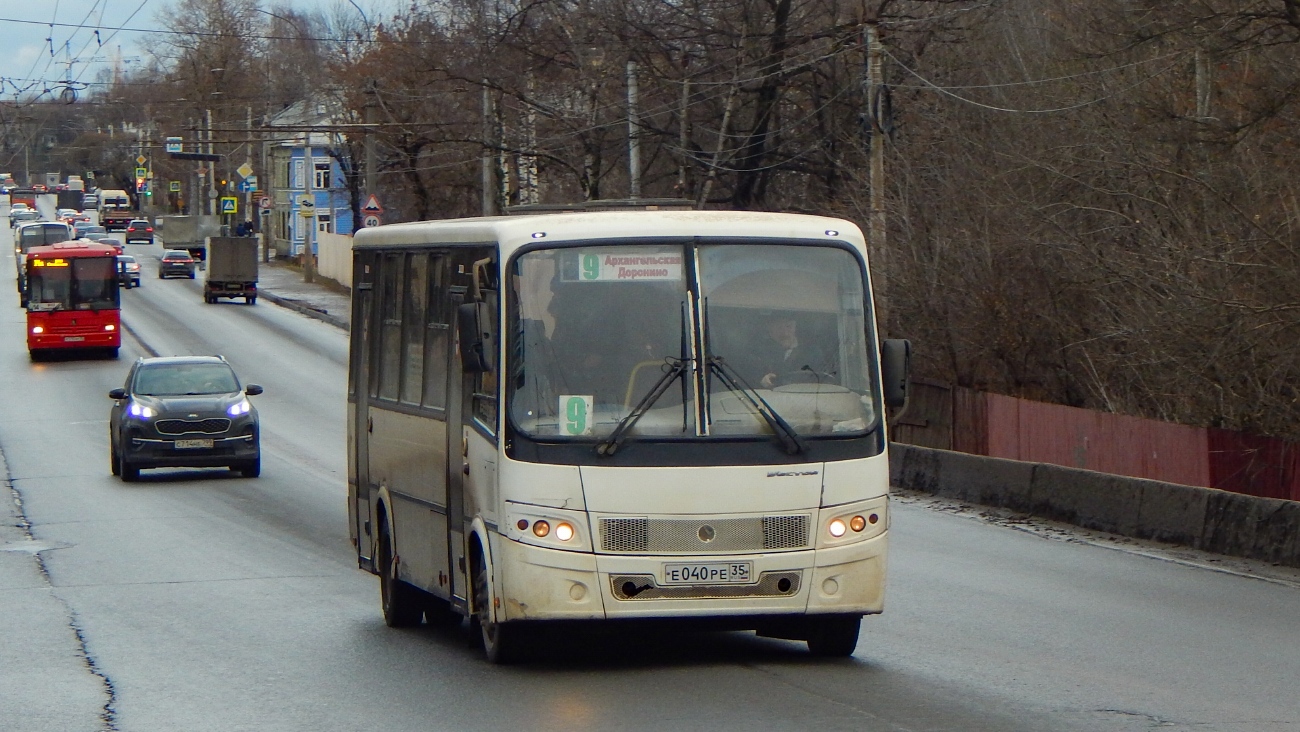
[[109, 388, 126, 399], [881, 339, 911, 408], [457, 302, 493, 373]]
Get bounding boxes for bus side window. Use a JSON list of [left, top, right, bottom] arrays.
[[422, 257, 449, 411], [472, 292, 499, 434], [377, 253, 404, 401]]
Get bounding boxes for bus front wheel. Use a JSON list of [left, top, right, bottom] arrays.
[[805, 614, 862, 657], [472, 550, 520, 664], [378, 518, 423, 628]]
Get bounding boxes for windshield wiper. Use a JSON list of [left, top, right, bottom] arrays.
[[707, 356, 807, 455], [596, 358, 688, 457]]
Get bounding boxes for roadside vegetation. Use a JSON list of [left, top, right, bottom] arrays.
[[4, 0, 1298, 439]]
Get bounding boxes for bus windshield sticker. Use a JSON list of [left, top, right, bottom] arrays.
[[559, 395, 594, 436], [563, 250, 684, 283]]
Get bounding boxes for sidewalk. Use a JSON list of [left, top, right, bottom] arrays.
[[255, 259, 351, 330]]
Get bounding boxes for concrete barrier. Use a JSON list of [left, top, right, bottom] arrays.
[[890, 443, 1300, 569]]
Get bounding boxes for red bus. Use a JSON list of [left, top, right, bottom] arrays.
[[25, 240, 121, 360]]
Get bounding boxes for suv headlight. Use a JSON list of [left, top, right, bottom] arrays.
[[128, 403, 156, 419], [228, 398, 251, 416]]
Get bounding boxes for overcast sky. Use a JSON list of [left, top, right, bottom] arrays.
[[0, 1, 402, 102]]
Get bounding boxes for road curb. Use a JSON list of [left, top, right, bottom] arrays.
[[258, 291, 348, 330], [891, 442, 1300, 569]]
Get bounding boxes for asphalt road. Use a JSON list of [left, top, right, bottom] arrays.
[[2, 214, 1298, 732]]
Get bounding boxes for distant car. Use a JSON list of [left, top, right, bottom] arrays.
[[93, 236, 124, 255], [116, 254, 141, 288], [159, 249, 196, 279], [73, 222, 108, 239], [125, 219, 154, 244], [108, 355, 264, 481], [10, 202, 30, 212], [56, 208, 79, 221], [10, 209, 39, 227]]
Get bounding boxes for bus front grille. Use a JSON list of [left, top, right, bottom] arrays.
[[155, 418, 231, 435], [599, 515, 810, 553], [610, 572, 802, 600]]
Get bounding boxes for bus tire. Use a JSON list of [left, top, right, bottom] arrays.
[[106, 347, 119, 359], [378, 518, 423, 628], [805, 614, 861, 657], [472, 549, 520, 663]]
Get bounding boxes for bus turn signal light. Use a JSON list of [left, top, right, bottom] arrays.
[[532, 520, 550, 538], [850, 515, 867, 532]]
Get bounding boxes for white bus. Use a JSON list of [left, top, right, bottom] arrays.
[[347, 209, 910, 662]]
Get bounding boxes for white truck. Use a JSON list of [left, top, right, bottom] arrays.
[[156, 215, 221, 261], [203, 236, 258, 304]]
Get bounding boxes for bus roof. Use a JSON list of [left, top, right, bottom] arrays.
[[26, 239, 119, 259], [352, 210, 866, 258]]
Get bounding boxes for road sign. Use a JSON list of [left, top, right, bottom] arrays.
[[237, 177, 257, 193], [136, 155, 147, 166], [236, 162, 254, 179], [135, 167, 147, 179], [165, 137, 182, 153], [169, 181, 181, 192], [220, 196, 238, 214], [299, 208, 317, 218], [259, 197, 273, 210], [297, 195, 314, 209], [362, 193, 383, 213], [363, 214, 382, 228]]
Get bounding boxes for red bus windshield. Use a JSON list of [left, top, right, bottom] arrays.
[[26, 256, 120, 312]]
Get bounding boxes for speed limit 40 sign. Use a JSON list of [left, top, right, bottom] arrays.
[[363, 214, 381, 228]]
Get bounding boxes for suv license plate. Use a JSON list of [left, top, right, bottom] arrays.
[[662, 562, 753, 585], [175, 439, 213, 449]]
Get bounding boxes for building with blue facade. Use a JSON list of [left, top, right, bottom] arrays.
[[265, 99, 355, 258]]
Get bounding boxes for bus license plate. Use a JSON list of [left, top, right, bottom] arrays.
[[662, 562, 752, 585], [63, 336, 85, 342], [175, 439, 213, 449]]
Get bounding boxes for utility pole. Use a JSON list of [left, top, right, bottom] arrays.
[[481, 83, 494, 216], [302, 131, 316, 284], [364, 80, 377, 204], [205, 108, 215, 216], [864, 21, 889, 328], [627, 60, 641, 199], [244, 106, 253, 230]]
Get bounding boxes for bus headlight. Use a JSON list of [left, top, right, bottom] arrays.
[[819, 498, 887, 548], [31, 326, 44, 334], [506, 502, 589, 552], [104, 324, 115, 331], [554, 522, 575, 542]]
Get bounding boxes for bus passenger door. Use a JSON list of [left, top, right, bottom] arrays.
[[446, 287, 469, 611], [352, 283, 376, 572]]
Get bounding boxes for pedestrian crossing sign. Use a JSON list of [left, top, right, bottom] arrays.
[[220, 196, 238, 214]]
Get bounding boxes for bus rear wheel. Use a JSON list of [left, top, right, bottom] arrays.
[[378, 518, 423, 628], [805, 614, 862, 657]]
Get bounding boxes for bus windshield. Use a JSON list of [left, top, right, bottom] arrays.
[[509, 242, 878, 441], [26, 256, 120, 312], [18, 225, 72, 255]]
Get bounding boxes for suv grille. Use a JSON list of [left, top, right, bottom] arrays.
[[598, 515, 810, 554], [156, 418, 231, 435]]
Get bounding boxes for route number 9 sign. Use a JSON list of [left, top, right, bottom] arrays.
[[559, 395, 593, 436]]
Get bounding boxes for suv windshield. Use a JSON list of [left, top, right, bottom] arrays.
[[133, 363, 239, 396], [509, 241, 878, 443]]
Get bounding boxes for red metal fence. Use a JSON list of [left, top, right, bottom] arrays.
[[897, 385, 1300, 502]]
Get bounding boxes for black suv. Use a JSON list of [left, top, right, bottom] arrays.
[[125, 219, 154, 244], [108, 356, 264, 480]]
